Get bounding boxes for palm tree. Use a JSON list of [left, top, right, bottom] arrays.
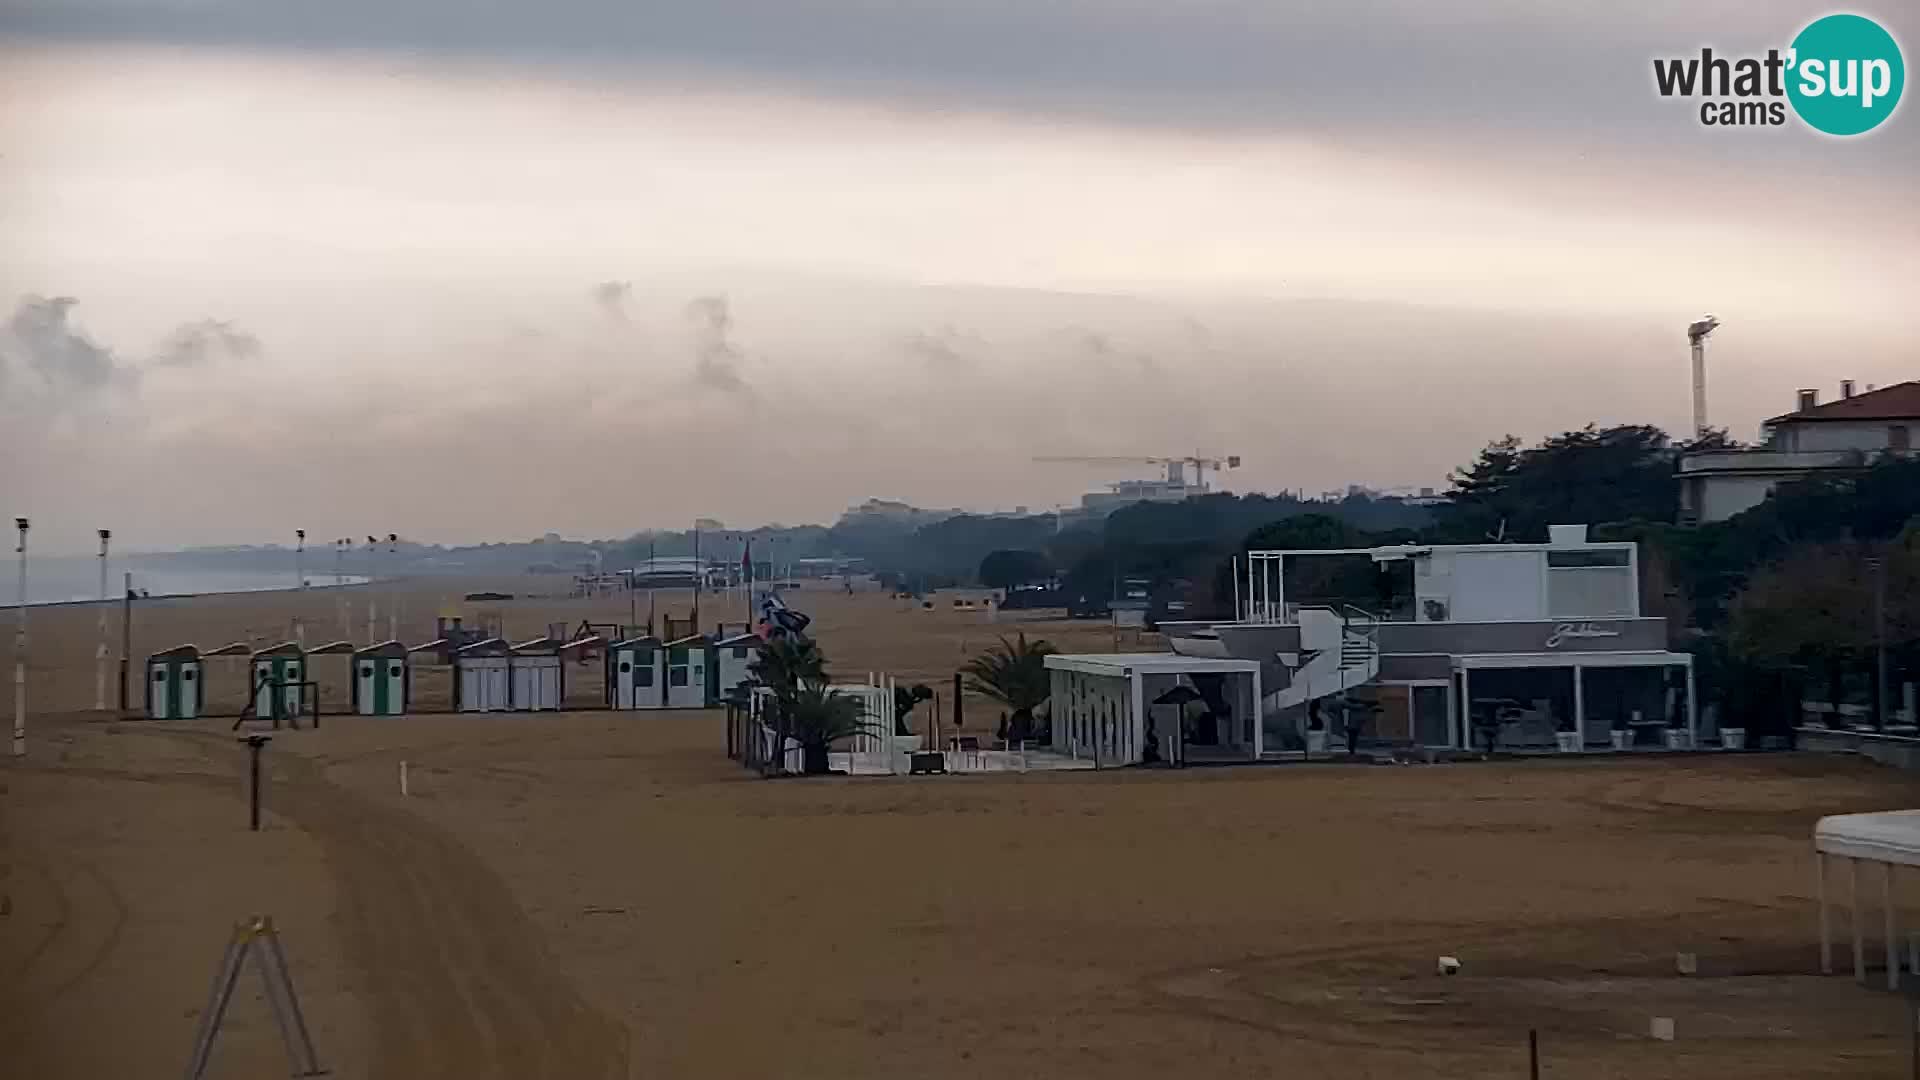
[[961, 633, 1057, 744], [893, 683, 933, 736], [787, 684, 885, 774], [750, 636, 828, 775]]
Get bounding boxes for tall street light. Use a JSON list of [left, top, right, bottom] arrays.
[[95, 529, 111, 711], [13, 517, 29, 757]]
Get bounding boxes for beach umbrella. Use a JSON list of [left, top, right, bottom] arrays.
[[1153, 684, 1204, 764]]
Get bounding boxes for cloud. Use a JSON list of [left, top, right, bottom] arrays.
[[6, 1, 1909, 179], [0, 277, 1911, 552], [900, 327, 982, 371], [685, 294, 749, 394], [151, 318, 262, 368], [592, 280, 633, 320], [0, 295, 138, 398]]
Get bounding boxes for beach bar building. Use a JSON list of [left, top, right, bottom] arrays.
[[250, 643, 307, 724], [1157, 526, 1701, 754], [352, 641, 410, 715], [453, 638, 511, 713], [509, 638, 563, 711], [606, 636, 663, 710], [145, 644, 205, 720]]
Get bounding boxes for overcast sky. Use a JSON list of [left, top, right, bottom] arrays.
[[2, 2, 1915, 552]]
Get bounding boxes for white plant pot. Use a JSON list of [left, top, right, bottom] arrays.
[[1555, 731, 1582, 753], [1306, 730, 1328, 754], [1610, 730, 1630, 752], [1664, 729, 1691, 751], [1719, 727, 1746, 751]]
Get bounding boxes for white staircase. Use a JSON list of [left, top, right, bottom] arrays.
[[1267, 605, 1379, 711]]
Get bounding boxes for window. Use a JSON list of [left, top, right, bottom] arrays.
[[733, 646, 749, 659], [154, 670, 166, 682], [619, 662, 631, 673], [670, 667, 689, 687], [183, 670, 195, 682], [360, 664, 374, 676], [1893, 425, 1912, 451], [636, 667, 655, 687], [1546, 549, 1630, 568]]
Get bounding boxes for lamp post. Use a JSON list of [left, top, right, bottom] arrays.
[[95, 529, 111, 710], [365, 536, 378, 643], [293, 529, 307, 647], [386, 533, 399, 642], [14, 516, 29, 757]]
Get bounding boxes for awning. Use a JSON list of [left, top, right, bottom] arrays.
[[1453, 650, 1692, 671], [1816, 811, 1920, 867]]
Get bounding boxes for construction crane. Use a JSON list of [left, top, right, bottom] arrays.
[[1034, 454, 1242, 493]]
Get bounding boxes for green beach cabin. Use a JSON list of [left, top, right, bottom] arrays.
[[352, 640, 409, 716], [145, 644, 204, 720]]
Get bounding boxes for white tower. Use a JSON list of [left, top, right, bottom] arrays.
[[1687, 315, 1720, 439]]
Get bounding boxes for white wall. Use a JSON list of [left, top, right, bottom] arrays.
[[1778, 420, 1912, 453], [1696, 473, 1779, 523], [1448, 551, 1545, 622]]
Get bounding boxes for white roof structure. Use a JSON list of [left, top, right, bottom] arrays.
[[1454, 650, 1692, 670], [1813, 810, 1920, 990], [1044, 653, 1259, 677], [1815, 811, 1920, 866]]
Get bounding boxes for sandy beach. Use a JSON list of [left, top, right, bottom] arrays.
[[5, 581, 1919, 1077]]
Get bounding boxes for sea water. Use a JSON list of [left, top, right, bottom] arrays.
[[11, 556, 367, 607]]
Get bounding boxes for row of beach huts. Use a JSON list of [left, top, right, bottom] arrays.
[[143, 628, 765, 721]]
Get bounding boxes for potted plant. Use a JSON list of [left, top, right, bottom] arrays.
[[1719, 710, 1747, 751], [1610, 715, 1631, 752], [1554, 716, 1582, 754], [1664, 717, 1692, 751]]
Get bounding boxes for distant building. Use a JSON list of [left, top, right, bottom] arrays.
[[1679, 380, 1918, 523], [837, 499, 961, 529], [1057, 463, 1209, 529], [623, 556, 706, 588]]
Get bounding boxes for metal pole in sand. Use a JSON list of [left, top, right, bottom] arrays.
[[118, 571, 132, 712], [95, 529, 111, 710], [13, 517, 28, 757], [242, 734, 271, 830]]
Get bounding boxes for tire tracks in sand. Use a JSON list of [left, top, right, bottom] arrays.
[[263, 748, 631, 1080], [43, 736, 629, 1080]]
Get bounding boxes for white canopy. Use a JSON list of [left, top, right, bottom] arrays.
[[1815, 810, 1920, 867], [1813, 809, 1920, 990]]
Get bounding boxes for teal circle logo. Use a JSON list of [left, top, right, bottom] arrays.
[[1787, 14, 1905, 135]]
